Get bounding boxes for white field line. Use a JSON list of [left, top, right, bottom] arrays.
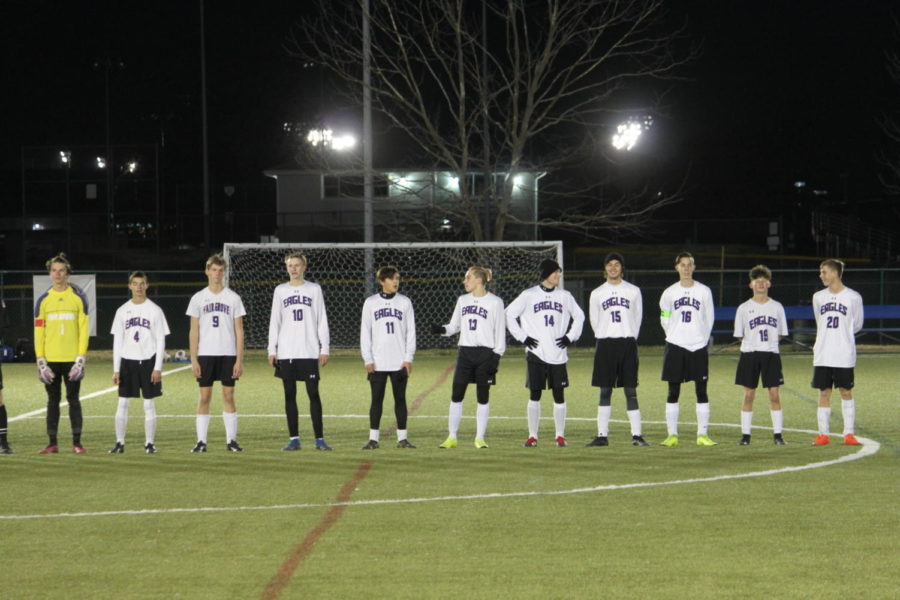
[[0, 430, 880, 521]]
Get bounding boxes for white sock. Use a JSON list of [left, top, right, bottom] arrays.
[[396, 429, 407, 442], [196, 413, 211, 443], [553, 402, 567, 439], [665, 403, 679, 436], [115, 398, 130, 443], [841, 399, 855, 435], [527, 400, 541, 439], [597, 405, 611, 437], [223, 411, 238, 442], [741, 410, 753, 435], [370, 429, 381, 442], [475, 403, 489, 440], [696, 403, 710, 435], [770, 409, 783, 434], [143, 399, 157, 445], [448, 402, 463, 438], [817, 406, 831, 435], [627, 409, 642, 437]]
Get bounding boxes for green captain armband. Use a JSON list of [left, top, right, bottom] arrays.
[[660, 310, 672, 318]]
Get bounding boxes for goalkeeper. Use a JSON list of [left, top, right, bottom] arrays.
[[34, 253, 90, 454]]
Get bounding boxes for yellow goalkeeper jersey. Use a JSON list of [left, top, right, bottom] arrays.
[[34, 285, 90, 362]]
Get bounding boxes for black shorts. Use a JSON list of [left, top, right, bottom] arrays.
[[811, 366, 855, 390], [367, 369, 409, 385], [118, 357, 162, 399], [275, 358, 320, 382], [661, 343, 709, 383], [525, 352, 569, 390], [196, 355, 238, 387], [592, 338, 639, 388], [453, 346, 499, 387], [0, 362, 3, 390], [735, 351, 784, 389]]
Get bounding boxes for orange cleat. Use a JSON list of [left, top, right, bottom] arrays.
[[843, 433, 861, 446], [812, 434, 830, 446]]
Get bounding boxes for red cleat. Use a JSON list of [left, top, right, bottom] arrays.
[[555, 436, 568, 447], [812, 434, 830, 446], [523, 437, 538, 447], [38, 445, 59, 454], [843, 433, 861, 446], [72, 445, 87, 454]]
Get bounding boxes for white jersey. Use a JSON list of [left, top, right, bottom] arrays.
[[110, 299, 170, 371], [267, 281, 330, 359], [441, 292, 506, 355], [589, 279, 642, 339], [186, 287, 246, 356], [360, 292, 416, 371], [812, 286, 863, 368], [659, 280, 714, 352], [733, 297, 788, 353], [506, 285, 585, 365]]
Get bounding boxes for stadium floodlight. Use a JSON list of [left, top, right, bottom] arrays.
[[96, 156, 107, 169], [611, 116, 653, 151], [307, 128, 356, 151], [125, 160, 138, 174], [59, 150, 71, 165]]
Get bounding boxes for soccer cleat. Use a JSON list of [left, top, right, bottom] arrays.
[[739, 434, 751, 446], [283, 438, 302, 451], [396, 439, 416, 449], [586, 436, 609, 447], [660, 435, 679, 447], [0, 444, 13, 455], [226, 440, 244, 452], [555, 436, 568, 447], [773, 433, 787, 446], [361, 439, 380, 450], [72, 445, 87, 454], [524, 437, 538, 447], [474, 438, 489, 449], [314, 438, 332, 451], [191, 441, 208, 453], [696, 434, 717, 447], [39, 444, 59, 454], [631, 435, 650, 447], [144, 443, 158, 454], [812, 434, 830, 446], [109, 442, 125, 454], [843, 433, 861, 446], [438, 436, 458, 449]]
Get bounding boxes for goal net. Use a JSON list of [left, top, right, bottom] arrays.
[[223, 242, 563, 350]]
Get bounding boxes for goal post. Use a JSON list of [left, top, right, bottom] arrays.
[[223, 241, 563, 350]]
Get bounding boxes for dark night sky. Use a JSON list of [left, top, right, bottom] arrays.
[[2, 1, 896, 223]]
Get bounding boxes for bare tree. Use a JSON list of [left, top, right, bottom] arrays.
[[878, 16, 900, 202], [289, 0, 694, 241]]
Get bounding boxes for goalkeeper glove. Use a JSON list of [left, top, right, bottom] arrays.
[[68, 355, 86, 382], [430, 324, 446, 335], [555, 336, 571, 348], [37, 358, 55, 385], [523, 336, 539, 349]]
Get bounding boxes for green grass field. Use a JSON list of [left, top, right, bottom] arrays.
[[1, 349, 897, 599]]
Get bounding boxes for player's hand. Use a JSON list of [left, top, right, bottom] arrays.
[[191, 360, 202, 378], [523, 336, 539, 349], [430, 324, 446, 335], [365, 363, 375, 373], [555, 336, 571, 348], [489, 353, 501, 372], [232, 361, 243, 379], [112, 372, 120, 385], [268, 354, 277, 367], [150, 370, 162, 384], [37, 358, 55, 385], [319, 354, 330, 367], [402, 361, 412, 376], [68, 355, 86, 381]]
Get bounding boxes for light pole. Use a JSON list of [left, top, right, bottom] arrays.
[[92, 57, 124, 242], [59, 150, 72, 250]]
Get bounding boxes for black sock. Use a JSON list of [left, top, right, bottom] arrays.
[[0, 404, 7, 444]]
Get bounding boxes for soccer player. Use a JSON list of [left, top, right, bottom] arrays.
[[0, 296, 11, 454], [186, 254, 246, 452], [432, 266, 506, 449], [109, 271, 170, 454], [506, 258, 584, 447], [34, 253, 90, 454], [733, 265, 788, 445], [658, 251, 716, 447], [587, 252, 648, 447], [267, 252, 332, 451], [360, 266, 416, 449], [811, 259, 864, 446]]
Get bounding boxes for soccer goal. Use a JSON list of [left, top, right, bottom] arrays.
[[223, 241, 563, 350]]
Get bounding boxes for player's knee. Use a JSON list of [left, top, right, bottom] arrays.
[[599, 387, 613, 407], [624, 387, 639, 411]]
